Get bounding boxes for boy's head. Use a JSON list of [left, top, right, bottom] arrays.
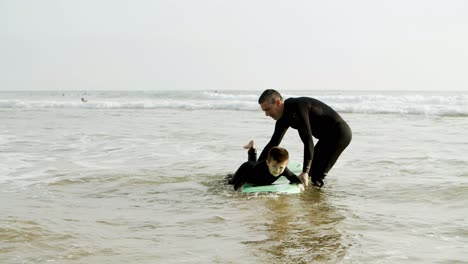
[[266, 146, 289, 177]]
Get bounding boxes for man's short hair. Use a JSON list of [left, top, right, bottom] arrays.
[[267, 146, 289, 163], [258, 89, 283, 104]]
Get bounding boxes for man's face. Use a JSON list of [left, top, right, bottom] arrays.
[[260, 99, 282, 120]]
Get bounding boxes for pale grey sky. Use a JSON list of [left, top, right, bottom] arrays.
[[1, 0, 467, 91]]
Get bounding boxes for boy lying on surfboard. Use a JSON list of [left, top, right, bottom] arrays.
[[226, 140, 305, 191]]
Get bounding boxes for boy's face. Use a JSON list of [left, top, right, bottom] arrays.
[[266, 159, 288, 177]]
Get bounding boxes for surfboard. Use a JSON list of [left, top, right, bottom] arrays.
[[241, 161, 303, 194]]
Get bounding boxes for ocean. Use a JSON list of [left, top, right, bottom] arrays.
[[1, 90, 467, 263]]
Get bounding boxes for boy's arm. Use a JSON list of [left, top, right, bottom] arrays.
[[283, 168, 305, 191], [283, 167, 302, 184]]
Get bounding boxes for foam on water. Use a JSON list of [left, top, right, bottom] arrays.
[[1, 90, 467, 116]]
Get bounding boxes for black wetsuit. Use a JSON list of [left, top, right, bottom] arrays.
[[258, 97, 352, 187], [228, 148, 301, 190]]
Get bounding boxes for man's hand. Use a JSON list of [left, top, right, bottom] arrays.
[[298, 172, 309, 187], [297, 183, 305, 191]]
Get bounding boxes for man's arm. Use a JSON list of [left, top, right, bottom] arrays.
[[296, 103, 315, 174], [258, 121, 288, 162]]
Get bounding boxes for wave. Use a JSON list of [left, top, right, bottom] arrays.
[[1, 90, 467, 116]]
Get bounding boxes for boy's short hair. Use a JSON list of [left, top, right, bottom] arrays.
[[258, 89, 283, 104], [267, 146, 289, 163]]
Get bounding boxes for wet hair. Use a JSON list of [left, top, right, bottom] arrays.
[[258, 89, 283, 104], [267, 146, 289, 163]]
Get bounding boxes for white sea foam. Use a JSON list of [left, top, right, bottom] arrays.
[[0, 90, 467, 116]]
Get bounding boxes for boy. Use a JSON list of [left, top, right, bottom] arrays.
[[227, 140, 304, 191]]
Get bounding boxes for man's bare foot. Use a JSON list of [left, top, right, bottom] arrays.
[[313, 179, 324, 188], [243, 140, 254, 149]]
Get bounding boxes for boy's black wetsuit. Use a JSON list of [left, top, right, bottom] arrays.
[[228, 148, 301, 190], [259, 97, 352, 187]]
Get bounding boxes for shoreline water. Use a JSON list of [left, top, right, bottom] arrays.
[[1, 90, 467, 263]]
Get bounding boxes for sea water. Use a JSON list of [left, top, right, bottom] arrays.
[[1, 90, 467, 263]]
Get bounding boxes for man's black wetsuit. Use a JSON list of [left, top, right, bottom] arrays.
[[228, 148, 301, 190], [259, 97, 352, 186]]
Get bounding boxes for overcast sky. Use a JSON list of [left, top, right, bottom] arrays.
[[1, 0, 467, 91]]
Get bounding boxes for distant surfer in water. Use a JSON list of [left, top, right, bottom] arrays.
[[81, 97, 88, 103], [258, 89, 352, 188], [227, 140, 304, 191]]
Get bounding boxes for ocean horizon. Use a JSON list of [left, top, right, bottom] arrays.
[[1, 89, 467, 116]]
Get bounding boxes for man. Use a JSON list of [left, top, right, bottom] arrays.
[[258, 89, 352, 187]]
